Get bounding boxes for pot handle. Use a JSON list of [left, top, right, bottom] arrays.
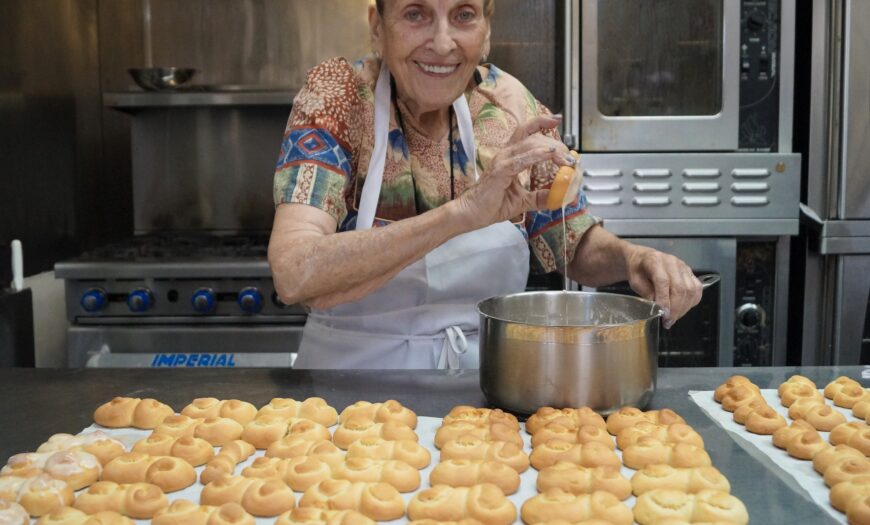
[[699, 274, 720, 290]]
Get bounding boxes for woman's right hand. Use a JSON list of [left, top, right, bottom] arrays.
[[454, 114, 575, 230]]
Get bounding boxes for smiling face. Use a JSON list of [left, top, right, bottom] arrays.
[[370, 0, 491, 115]]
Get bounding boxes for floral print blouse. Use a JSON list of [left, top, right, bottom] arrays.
[[273, 56, 598, 273]]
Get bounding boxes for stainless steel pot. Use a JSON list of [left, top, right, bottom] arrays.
[[478, 291, 664, 415]]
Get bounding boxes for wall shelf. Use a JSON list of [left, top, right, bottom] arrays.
[[104, 90, 296, 112]]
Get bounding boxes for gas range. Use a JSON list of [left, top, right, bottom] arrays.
[[55, 234, 305, 367], [55, 233, 304, 321]]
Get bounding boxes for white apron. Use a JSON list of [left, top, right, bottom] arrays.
[[292, 63, 529, 370]]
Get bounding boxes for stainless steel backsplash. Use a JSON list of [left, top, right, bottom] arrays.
[[103, 0, 560, 233]]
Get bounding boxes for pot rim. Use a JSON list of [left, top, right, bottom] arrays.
[[476, 290, 664, 328]]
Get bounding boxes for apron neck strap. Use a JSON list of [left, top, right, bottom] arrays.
[[356, 62, 478, 231]]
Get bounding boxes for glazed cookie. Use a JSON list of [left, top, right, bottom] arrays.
[[93, 397, 174, 429], [407, 484, 516, 525], [339, 401, 416, 429], [825, 376, 862, 400], [621, 440, 712, 470], [429, 459, 521, 495], [258, 398, 339, 428], [332, 419, 417, 450], [200, 476, 295, 517], [346, 438, 431, 469], [605, 408, 685, 435], [529, 441, 620, 471], [74, 481, 167, 519], [630, 465, 731, 496], [442, 407, 520, 431], [298, 480, 404, 522], [531, 424, 614, 450], [525, 407, 607, 435], [36, 432, 127, 466], [434, 422, 523, 449], [10, 474, 75, 517], [632, 489, 748, 525], [440, 437, 530, 473], [536, 463, 631, 500], [2, 450, 101, 491], [274, 507, 375, 525], [814, 445, 866, 474], [0, 500, 28, 525], [520, 489, 633, 525], [615, 422, 703, 451]]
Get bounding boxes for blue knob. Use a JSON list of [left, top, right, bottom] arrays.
[[127, 289, 153, 312], [191, 288, 216, 313], [238, 287, 263, 314], [81, 288, 107, 312]]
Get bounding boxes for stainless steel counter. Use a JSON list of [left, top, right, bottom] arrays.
[[1, 366, 863, 523]]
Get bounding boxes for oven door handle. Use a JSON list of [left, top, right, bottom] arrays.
[[699, 274, 720, 290]]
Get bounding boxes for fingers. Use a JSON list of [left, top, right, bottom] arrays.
[[490, 144, 568, 182], [511, 114, 562, 142]]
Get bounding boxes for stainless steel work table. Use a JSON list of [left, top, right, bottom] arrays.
[[1, 366, 864, 523]]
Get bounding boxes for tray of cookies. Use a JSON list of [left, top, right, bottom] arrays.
[[0, 397, 750, 524], [693, 374, 870, 524]]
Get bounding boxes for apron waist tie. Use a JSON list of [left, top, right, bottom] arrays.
[[437, 325, 468, 370]]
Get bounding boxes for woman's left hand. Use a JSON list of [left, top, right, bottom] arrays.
[[625, 245, 703, 329]]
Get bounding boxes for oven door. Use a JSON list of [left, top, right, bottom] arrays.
[[580, 0, 740, 151], [581, 238, 736, 367]]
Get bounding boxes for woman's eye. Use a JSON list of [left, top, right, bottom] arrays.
[[456, 9, 477, 22], [405, 9, 423, 22]]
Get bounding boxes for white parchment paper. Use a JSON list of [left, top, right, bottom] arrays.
[[23, 415, 651, 524], [689, 388, 860, 525]]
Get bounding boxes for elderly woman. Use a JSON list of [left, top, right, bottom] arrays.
[[269, 0, 702, 369]]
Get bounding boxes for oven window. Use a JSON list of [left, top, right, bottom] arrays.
[[596, 0, 724, 117], [595, 277, 719, 367]]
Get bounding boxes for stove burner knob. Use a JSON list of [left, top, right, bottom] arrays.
[[127, 288, 153, 313], [238, 287, 263, 314], [192, 288, 216, 313], [81, 288, 107, 312]]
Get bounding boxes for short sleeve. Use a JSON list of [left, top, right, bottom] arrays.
[[273, 57, 364, 227], [526, 98, 600, 274]]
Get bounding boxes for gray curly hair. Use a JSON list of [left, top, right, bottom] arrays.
[[375, 0, 495, 18]]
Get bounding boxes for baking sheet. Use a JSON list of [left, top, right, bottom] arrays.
[[23, 415, 651, 524], [689, 388, 859, 525]]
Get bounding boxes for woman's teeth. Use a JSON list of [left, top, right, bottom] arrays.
[[417, 62, 457, 74]]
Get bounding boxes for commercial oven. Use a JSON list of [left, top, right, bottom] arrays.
[[563, 0, 801, 367], [801, 0, 870, 365]]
